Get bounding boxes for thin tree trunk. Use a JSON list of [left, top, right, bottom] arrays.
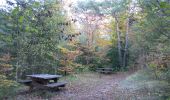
[[16, 62, 19, 81], [123, 17, 129, 68], [115, 16, 122, 67], [16, 3, 19, 81], [123, 0, 131, 68]]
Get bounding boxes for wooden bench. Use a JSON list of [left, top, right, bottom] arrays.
[[96, 70, 112, 74], [96, 68, 113, 74], [18, 80, 32, 86], [45, 82, 67, 88]]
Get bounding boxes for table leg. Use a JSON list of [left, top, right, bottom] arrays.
[[29, 85, 33, 91], [53, 78, 58, 82]]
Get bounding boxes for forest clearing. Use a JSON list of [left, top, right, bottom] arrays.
[[16, 72, 144, 100], [0, 0, 170, 100]]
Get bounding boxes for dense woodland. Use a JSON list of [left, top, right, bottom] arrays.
[[0, 0, 170, 99]]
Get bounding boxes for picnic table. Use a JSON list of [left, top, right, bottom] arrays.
[[96, 68, 113, 74], [18, 74, 67, 90]]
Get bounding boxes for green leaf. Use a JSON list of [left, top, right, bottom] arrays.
[[160, 2, 166, 8], [160, 2, 170, 8], [33, 2, 40, 7], [25, 26, 30, 32], [19, 16, 24, 23], [12, 7, 19, 15]]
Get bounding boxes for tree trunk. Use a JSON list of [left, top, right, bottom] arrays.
[[16, 3, 20, 81], [115, 17, 122, 67], [123, 1, 130, 68], [123, 14, 130, 68], [16, 62, 19, 81]]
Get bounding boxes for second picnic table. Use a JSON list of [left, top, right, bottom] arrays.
[[96, 68, 113, 74], [19, 74, 67, 90]]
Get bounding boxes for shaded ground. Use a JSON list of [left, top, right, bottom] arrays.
[[15, 72, 145, 100], [53, 72, 129, 100]]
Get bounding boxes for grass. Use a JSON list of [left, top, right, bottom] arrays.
[[13, 71, 170, 100], [120, 69, 170, 100], [15, 72, 100, 100]]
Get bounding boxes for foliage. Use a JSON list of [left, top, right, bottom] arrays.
[[125, 0, 170, 98], [107, 46, 119, 70], [122, 65, 170, 99], [0, 0, 68, 97], [75, 45, 109, 71], [0, 0, 67, 77], [0, 0, 170, 99], [0, 74, 19, 99]]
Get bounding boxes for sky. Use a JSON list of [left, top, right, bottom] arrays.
[[0, 0, 103, 5], [0, 0, 6, 6], [0, 0, 15, 9]]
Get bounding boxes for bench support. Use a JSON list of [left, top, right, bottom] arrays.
[[45, 82, 67, 89]]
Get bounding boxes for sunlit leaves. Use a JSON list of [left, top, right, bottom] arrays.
[[160, 2, 170, 9], [32, 1, 40, 8], [18, 16, 24, 23], [11, 7, 19, 16]]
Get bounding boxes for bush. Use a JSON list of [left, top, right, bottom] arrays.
[[121, 66, 170, 99], [0, 75, 19, 99], [106, 47, 121, 70]]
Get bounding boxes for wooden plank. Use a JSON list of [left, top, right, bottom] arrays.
[[96, 67, 113, 74], [18, 80, 32, 83], [26, 74, 62, 80], [18, 80, 32, 86], [98, 71, 112, 73], [45, 82, 67, 88], [97, 68, 113, 70]]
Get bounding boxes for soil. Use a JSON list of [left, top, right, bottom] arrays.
[[15, 72, 142, 100]]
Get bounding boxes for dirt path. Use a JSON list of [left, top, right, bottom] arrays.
[[50, 72, 132, 100], [16, 72, 138, 100]]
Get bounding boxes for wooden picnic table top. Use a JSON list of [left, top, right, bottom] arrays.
[[26, 74, 62, 80]]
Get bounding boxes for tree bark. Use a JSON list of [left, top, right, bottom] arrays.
[[123, 2, 130, 68], [123, 17, 129, 68], [115, 16, 122, 67]]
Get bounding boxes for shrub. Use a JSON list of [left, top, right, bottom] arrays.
[[0, 75, 19, 99]]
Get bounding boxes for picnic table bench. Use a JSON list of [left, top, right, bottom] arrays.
[[96, 68, 113, 74], [19, 74, 67, 90], [45, 82, 67, 88], [18, 80, 32, 86]]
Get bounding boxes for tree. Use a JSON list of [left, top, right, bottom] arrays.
[[89, 0, 131, 68], [74, 0, 103, 47], [128, 0, 170, 98], [0, 0, 67, 79]]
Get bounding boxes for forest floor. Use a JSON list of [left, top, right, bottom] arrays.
[[15, 71, 146, 100]]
